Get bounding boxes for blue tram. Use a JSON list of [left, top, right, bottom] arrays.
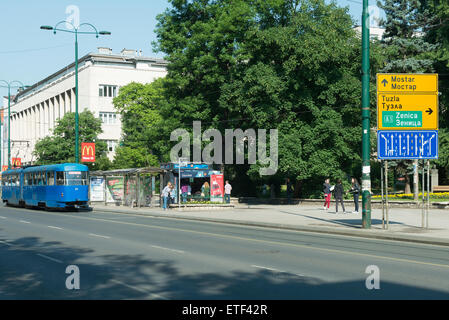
[[1, 163, 89, 210]]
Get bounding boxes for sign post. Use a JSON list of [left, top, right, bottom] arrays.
[[377, 73, 438, 229], [178, 158, 189, 210]]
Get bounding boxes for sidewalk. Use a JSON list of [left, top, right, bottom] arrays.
[[91, 203, 449, 246]]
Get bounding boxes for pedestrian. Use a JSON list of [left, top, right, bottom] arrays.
[[201, 181, 210, 201], [224, 180, 232, 204], [181, 183, 189, 203], [170, 183, 176, 205], [286, 178, 293, 204], [323, 178, 332, 210], [162, 182, 173, 210], [334, 179, 346, 214], [349, 177, 360, 213]]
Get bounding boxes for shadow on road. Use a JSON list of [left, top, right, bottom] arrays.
[[278, 210, 412, 229], [1, 235, 448, 300]]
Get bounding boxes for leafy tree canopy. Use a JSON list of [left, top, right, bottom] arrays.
[[33, 110, 111, 171], [152, 0, 380, 196]]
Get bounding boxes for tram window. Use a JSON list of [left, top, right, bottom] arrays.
[[47, 172, 55, 186], [56, 172, 65, 185], [65, 171, 88, 186], [41, 172, 46, 185]]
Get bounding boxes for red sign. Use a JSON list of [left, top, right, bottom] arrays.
[[12, 158, 22, 168], [210, 174, 224, 200], [81, 143, 96, 162], [2, 166, 8, 172]]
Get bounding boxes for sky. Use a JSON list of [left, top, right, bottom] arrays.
[[0, 0, 382, 106]]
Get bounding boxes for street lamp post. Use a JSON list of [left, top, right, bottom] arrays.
[[41, 22, 111, 163], [361, 0, 371, 228], [0, 80, 26, 169]]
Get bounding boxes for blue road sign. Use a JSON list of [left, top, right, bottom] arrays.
[[377, 130, 438, 160]]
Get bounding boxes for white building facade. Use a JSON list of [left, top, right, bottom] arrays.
[[3, 48, 167, 166]]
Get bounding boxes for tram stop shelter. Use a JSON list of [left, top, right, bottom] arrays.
[[160, 163, 224, 203], [89, 167, 162, 207]]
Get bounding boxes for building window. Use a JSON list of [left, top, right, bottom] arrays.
[[99, 85, 118, 98], [105, 140, 117, 152], [99, 112, 117, 124]]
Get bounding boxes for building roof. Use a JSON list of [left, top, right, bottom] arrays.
[[14, 51, 168, 102]]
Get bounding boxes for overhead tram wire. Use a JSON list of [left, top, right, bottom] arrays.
[[0, 43, 73, 55]]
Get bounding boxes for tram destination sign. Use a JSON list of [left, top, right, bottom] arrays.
[[377, 74, 438, 93], [377, 93, 438, 130], [377, 130, 438, 160]]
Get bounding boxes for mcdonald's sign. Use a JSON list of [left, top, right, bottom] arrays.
[[81, 143, 95, 162], [2, 166, 8, 172], [12, 158, 22, 168]]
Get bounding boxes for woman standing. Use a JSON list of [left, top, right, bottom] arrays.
[[162, 182, 173, 210], [323, 178, 332, 211], [201, 182, 210, 201], [349, 177, 360, 214]]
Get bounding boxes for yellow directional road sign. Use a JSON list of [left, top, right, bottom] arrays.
[[377, 93, 438, 130], [377, 73, 438, 93]]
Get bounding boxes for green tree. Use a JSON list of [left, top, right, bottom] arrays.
[[153, 0, 381, 197], [112, 79, 174, 168], [377, 0, 439, 195], [33, 110, 111, 170], [419, 1, 449, 184]]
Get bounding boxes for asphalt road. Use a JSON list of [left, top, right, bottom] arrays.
[[1, 204, 449, 299]]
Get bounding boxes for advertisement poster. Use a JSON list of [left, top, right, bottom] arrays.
[[106, 177, 124, 203], [210, 174, 224, 202], [90, 176, 105, 202]]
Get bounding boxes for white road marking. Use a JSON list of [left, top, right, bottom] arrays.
[[251, 265, 281, 272], [88, 233, 111, 239], [36, 253, 63, 264], [150, 245, 184, 254], [47, 226, 63, 230], [0, 240, 13, 246], [19, 220, 31, 224], [110, 279, 168, 300], [0, 216, 6, 219]]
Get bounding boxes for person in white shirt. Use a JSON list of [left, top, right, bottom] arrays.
[[224, 181, 232, 203]]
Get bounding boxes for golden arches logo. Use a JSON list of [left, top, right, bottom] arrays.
[[81, 143, 95, 162], [82, 145, 94, 156], [12, 158, 22, 168]]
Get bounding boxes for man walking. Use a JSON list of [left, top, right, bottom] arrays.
[[224, 180, 232, 204], [349, 177, 360, 213], [286, 178, 293, 204], [334, 179, 346, 214]]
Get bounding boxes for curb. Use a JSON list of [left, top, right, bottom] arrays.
[[91, 206, 449, 247]]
